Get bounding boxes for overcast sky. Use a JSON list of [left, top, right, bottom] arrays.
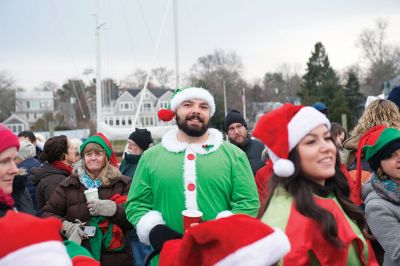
[[0, 0, 399, 90]]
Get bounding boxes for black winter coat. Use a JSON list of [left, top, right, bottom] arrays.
[[239, 138, 266, 175], [31, 164, 70, 211]]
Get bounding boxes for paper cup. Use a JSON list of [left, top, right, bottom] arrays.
[[182, 209, 203, 231], [84, 188, 99, 201]]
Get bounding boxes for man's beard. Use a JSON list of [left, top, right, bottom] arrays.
[[229, 134, 249, 147], [176, 113, 209, 137]]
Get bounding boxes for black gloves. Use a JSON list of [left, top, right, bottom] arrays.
[[148, 224, 182, 252]]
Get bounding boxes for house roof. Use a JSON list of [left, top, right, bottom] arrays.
[[16, 90, 53, 99], [127, 87, 173, 99], [2, 114, 28, 125]]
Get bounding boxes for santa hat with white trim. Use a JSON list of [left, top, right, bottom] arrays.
[[159, 214, 290, 266], [253, 103, 330, 177], [158, 87, 216, 122], [0, 211, 99, 266]]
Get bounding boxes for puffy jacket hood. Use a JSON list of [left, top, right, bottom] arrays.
[[362, 180, 382, 205], [30, 164, 69, 185]]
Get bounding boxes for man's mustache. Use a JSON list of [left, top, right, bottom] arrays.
[[186, 113, 204, 123]]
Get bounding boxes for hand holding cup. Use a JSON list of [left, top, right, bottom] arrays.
[[182, 209, 203, 232]]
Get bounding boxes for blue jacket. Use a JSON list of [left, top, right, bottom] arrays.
[[18, 158, 41, 215]]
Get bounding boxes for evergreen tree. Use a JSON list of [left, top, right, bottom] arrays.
[[344, 70, 364, 129], [300, 42, 347, 123]]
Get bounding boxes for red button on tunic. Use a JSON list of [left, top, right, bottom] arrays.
[[187, 183, 196, 191], [187, 154, 195, 160]]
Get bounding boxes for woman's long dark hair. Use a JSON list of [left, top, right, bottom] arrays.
[[258, 147, 366, 248]]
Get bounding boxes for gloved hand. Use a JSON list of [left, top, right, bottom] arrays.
[[61, 220, 88, 245], [149, 224, 182, 253], [87, 199, 117, 217]]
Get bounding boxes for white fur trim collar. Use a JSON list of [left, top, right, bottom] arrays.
[[161, 128, 223, 154]]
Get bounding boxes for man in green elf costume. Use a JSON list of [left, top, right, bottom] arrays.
[[125, 87, 259, 264]]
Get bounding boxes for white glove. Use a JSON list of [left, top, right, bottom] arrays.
[[61, 220, 88, 245], [87, 199, 117, 217]]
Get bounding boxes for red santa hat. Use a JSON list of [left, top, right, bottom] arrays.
[[158, 87, 215, 122], [159, 214, 290, 266], [253, 103, 330, 177], [0, 211, 99, 266]]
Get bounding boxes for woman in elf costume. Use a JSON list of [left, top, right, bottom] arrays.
[[360, 126, 400, 266], [252, 103, 378, 266], [42, 133, 133, 266]]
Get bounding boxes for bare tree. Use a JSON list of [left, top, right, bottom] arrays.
[[151, 67, 173, 88], [275, 63, 302, 99], [358, 18, 400, 95], [35, 81, 60, 92], [122, 68, 151, 88], [0, 71, 17, 121], [189, 49, 247, 128]]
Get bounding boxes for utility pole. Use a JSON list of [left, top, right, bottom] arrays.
[[223, 80, 227, 117], [173, 0, 180, 88]]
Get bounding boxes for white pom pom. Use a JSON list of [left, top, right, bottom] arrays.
[[273, 159, 295, 177]]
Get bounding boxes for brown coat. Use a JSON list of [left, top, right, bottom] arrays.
[[41, 173, 134, 266]]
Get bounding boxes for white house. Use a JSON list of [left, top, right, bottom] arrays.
[[103, 87, 175, 128], [2, 114, 29, 134], [15, 91, 54, 126]]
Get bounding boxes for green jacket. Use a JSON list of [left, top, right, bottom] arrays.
[[125, 128, 259, 246]]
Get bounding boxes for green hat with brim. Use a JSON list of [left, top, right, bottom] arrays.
[[80, 135, 112, 159]]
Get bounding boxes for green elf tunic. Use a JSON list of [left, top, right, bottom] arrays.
[[125, 128, 259, 262], [262, 187, 378, 266]]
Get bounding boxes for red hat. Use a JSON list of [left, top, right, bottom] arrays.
[[0, 124, 20, 153], [0, 211, 99, 266], [0, 211, 71, 265], [159, 214, 290, 266], [253, 103, 330, 177]]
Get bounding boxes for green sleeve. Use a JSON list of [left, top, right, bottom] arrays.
[[125, 151, 154, 227], [230, 151, 260, 217]]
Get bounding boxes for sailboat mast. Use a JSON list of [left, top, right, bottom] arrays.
[[173, 0, 179, 89], [95, 0, 102, 132]]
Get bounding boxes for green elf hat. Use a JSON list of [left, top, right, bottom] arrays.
[[354, 125, 400, 205], [80, 133, 118, 168], [157, 87, 216, 122], [363, 127, 400, 173]]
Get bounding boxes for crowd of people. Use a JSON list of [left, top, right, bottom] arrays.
[[2, 85, 400, 265]]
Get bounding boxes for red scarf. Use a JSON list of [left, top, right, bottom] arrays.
[[0, 188, 14, 208], [51, 161, 73, 175]]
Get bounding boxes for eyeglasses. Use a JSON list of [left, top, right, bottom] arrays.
[[228, 124, 244, 133], [127, 140, 138, 147]]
